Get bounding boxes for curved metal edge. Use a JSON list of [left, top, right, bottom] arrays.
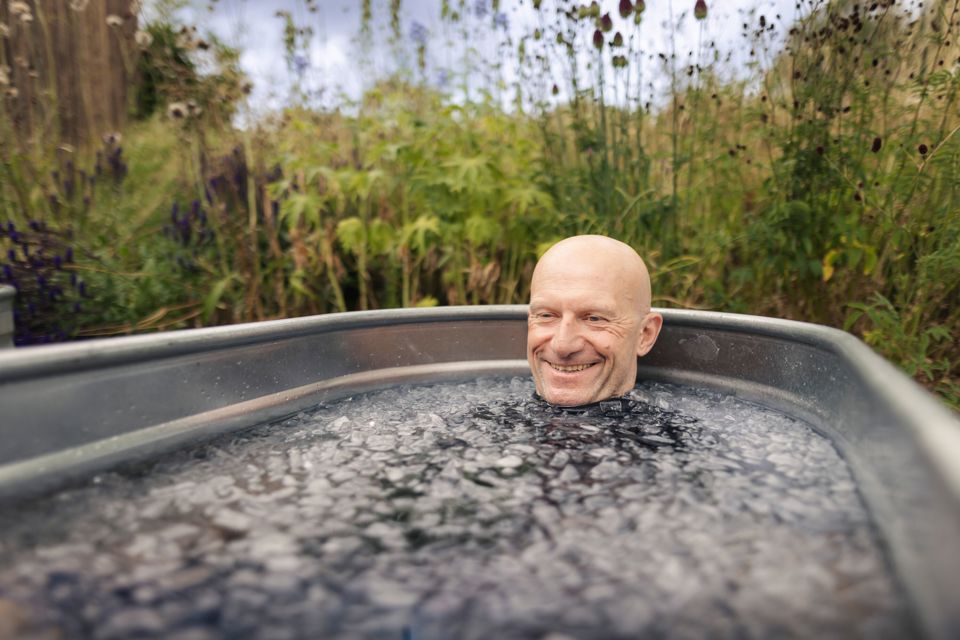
[[0, 360, 530, 503], [0, 305, 530, 381], [0, 285, 14, 350]]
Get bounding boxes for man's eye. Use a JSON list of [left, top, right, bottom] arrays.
[[587, 315, 605, 322]]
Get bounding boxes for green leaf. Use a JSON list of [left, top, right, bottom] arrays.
[[336, 217, 366, 255], [203, 274, 237, 322], [465, 214, 501, 247]]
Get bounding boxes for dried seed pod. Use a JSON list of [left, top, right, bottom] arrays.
[[600, 13, 613, 32], [694, 0, 707, 20]]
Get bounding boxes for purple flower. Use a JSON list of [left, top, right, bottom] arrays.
[[493, 12, 508, 29], [473, 0, 488, 18], [410, 21, 428, 46], [293, 54, 309, 76]]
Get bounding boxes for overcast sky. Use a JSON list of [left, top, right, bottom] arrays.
[[174, 0, 795, 116]]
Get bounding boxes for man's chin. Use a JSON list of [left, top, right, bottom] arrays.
[[540, 386, 601, 407]]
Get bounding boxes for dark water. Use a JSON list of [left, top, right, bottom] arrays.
[[0, 378, 914, 639]]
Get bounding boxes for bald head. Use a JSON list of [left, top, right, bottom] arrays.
[[527, 235, 662, 406], [532, 235, 653, 313]]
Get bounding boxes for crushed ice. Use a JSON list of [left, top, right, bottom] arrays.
[[0, 378, 913, 638]]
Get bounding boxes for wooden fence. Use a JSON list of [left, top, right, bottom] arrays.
[[1, 0, 137, 147]]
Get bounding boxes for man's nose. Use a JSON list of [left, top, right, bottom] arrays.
[[551, 315, 584, 356]]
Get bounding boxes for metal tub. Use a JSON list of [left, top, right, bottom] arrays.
[[1, 306, 958, 638], [0, 285, 14, 349]]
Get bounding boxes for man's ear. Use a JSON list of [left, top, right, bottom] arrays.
[[635, 312, 663, 357]]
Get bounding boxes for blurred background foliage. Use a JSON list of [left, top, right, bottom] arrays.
[[0, 0, 957, 409]]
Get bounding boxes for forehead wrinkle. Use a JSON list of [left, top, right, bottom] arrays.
[[532, 253, 645, 314]]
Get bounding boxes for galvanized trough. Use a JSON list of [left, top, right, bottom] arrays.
[[0, 306, 958, 638]]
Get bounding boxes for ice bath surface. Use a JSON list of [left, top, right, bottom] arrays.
[[0, 377, 914, 639]]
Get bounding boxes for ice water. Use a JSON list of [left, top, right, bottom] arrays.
[[0, 378, 914, 639]]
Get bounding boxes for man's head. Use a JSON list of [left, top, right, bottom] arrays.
[[526, 235, 662, 406]]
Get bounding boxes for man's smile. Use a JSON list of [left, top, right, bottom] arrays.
[[546, 360, 600, 373]]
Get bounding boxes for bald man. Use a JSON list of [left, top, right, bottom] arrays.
[[527, 235, 663, 407]]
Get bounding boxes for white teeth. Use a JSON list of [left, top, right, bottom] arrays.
[[550, 362, 594, 372]]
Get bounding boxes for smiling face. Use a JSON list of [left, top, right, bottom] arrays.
[[527, 236, 662, 406]]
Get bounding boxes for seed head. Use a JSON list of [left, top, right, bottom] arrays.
[[612, 31, 624, 47], [918, 143, 928, 155], [593, 29, 604, 49], [8, 2, 30, 17], [105, 14, 124, 27], [694, 0, 707, 20], [4, 87, 18, 98], [168, 101, 187, 119], [600, 13, 613, 32], [871, 136, 882, 152], [134, 29, 152, 49], [619, 0, 633, 18], [635, 0, 645, 14], [0, 23, 9, 38], [19, 10, 32, 23]]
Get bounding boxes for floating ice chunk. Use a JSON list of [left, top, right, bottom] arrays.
[[549, 451, 571, 468], [558, 464, 581, 483], [589, 460, 623, 480], [210, 509, 252, 534], [329, 416, 350, 430], [98, 607, 165, 637], [365, 579, 419, 608], [495, 455, 524, 469], [587, 447, 617, 459], [366, 435, 396, 452]]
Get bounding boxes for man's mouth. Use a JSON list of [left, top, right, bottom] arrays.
[[547, 361, 598, 373]]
